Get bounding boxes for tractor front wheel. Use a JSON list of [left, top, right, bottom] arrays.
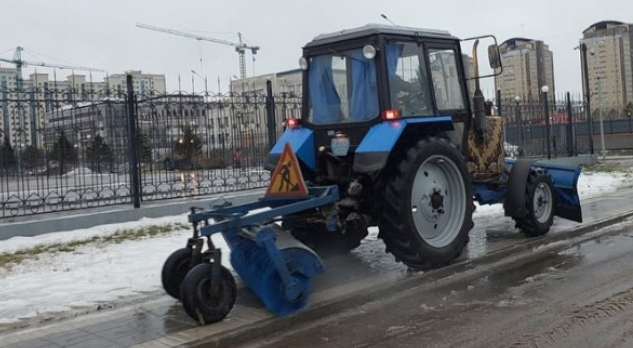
[[379, 138, 473, 270], [180, 263, 237, 325]]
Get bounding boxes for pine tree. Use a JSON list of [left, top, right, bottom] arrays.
[[22, 145, 44, 172], [174, 125, 202, 169], [0, 136, 17, 173], [51, 131, 77, 175], [85, 134, 113, 173]]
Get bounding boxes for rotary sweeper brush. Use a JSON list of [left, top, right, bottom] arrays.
[[160, 24, 584, 324]]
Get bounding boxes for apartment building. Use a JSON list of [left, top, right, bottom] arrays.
[[230, 69, 302, 136], [0, 70, 166, 151], [105, 71, 166, 98], [494, 38, 555, 103], [580, 20, 633, 117]]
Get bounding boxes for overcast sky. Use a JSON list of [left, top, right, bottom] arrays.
[[1, 0, 631, 98]]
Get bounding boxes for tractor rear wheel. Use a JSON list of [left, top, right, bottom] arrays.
[[513, 169, 555, 237], [379, 137, 473, 270]]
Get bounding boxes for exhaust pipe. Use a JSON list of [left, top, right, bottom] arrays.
[[472, 39, 486, 145]]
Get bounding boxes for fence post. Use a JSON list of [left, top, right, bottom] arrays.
[[265, 80, 277, 150], [565, 92, 574, 156], [542, 86, 551, 160], [126, 73, 141, 208]]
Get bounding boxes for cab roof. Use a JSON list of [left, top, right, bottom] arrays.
[[304, 23, 457, 48]]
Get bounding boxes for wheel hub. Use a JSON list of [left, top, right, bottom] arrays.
[[410, 155, 466, 248], [533, 182, 552, 223], [430, 190, 445, 211]]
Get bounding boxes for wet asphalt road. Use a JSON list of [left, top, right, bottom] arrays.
[[236, 221, 633, 348]]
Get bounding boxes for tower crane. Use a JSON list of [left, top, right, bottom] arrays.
[[0, 46, 106, 91], [136, 23, 259, 79], [0, 46, 105, 147]]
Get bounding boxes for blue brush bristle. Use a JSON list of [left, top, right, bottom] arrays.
[[230, 238, 311, 316]]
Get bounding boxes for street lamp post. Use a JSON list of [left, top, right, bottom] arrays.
[[578, 43, 594, 155], [191, 70, 208, 101], [542, 86, 551, 160], [514, 96, 523, 154], [590, 48, 607, 161], [597, 77, 607, 161]]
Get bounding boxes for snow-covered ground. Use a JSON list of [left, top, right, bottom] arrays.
[[0, 171, 631, 327]]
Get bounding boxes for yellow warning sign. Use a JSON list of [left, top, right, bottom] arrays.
[[266, 143, 309, 198]]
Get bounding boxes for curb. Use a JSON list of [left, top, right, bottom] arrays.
[[185, 209, 633, 348]]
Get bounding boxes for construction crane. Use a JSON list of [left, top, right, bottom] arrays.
[[136, 23, 259, 79], [0, 46, 106, 90], [0, 46, 105, 147]]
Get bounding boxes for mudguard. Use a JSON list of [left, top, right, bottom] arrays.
[[266, 127, 315, 171], [353, 117, 454, 173], [505, 159, 583, 223], [504, 159, 535, 218]]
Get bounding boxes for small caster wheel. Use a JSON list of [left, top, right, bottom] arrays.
[[161, 248, 195, 300], [180, 263, 237, 325]]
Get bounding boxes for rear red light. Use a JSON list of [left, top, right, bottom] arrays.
[[286, 117, 300, 128], [381, 109, 401, 120]]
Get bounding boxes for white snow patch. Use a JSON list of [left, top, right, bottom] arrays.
[[0, 318, 20, 325], [0, 215, 231, 323]]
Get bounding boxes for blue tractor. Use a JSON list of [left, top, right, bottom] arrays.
[[161, 24, 583, 324]]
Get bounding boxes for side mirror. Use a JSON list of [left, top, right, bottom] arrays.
[[488, 44, 501, 69]]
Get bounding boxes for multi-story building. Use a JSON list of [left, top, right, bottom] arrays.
[[0, 70, 166, 151], [495, 38, 555, 103], [44, 100, 129, 163], [580, 20, 633, 118], [230, 69, 302, 136], [105, 71, 166, 98]]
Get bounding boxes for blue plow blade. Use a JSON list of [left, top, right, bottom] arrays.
[[508, 159, 583, 223]]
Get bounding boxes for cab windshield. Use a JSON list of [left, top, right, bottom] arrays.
[[307, 48, 379, 125]]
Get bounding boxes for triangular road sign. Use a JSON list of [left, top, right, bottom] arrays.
[[266, 143, 309, 198]]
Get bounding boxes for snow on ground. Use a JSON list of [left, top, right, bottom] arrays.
[[0, 214, 230, 325], [0, 172, 631, 325]]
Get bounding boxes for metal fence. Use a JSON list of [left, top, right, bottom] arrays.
[[499, 94, 633, 158], [0, 78, 301, 218], [3, 80, 633, 219]]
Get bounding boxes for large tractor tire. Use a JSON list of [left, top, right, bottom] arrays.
[[513, 169, 555, 237], [379, 137, 474, 270]]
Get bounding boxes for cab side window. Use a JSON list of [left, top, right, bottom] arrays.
[[428, 48, 465, 111], [386, 42, 433, 116]]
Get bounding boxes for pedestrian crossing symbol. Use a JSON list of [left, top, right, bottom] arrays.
[[266, 142, 309, 198]]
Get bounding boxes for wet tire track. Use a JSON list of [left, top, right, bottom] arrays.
[[507, 286, 633, 347]]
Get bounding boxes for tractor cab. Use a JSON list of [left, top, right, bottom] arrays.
[[301, 24, 469, 126], [267, 24, 496, 179]]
